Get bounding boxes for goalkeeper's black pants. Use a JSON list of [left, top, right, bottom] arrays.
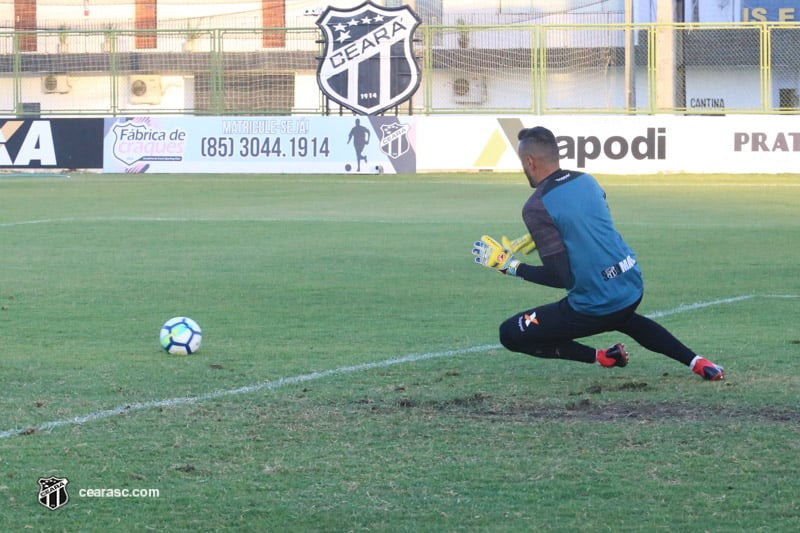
[[498, 296, 696, 366]]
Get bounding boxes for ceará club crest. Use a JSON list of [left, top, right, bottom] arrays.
[[316, 1, 422, 115]]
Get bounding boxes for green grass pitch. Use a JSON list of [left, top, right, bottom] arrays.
[[1, 172, 798, 532]]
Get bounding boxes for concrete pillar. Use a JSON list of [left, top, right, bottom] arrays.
[[654, 0, 675, 112]]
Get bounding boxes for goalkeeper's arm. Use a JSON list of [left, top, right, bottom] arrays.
[[472, 235, 570, 288], [515, 250, 571, 289]]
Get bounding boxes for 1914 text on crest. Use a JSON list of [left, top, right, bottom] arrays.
[[317, 1, 422, 115]]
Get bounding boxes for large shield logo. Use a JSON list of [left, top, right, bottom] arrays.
[[317, 1, 421, 115], [38, 476, 69, 510]]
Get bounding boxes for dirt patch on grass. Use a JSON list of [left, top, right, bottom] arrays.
[[388, 385, 800, 424], [482, 400, 800, 423]]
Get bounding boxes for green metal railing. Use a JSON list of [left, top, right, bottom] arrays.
[[1, 22, 798, 116]]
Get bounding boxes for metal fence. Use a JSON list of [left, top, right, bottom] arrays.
[[0, 22, 797, 116]]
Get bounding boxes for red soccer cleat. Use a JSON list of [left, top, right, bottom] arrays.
[[690, 356, 725, 381], [596, 343, 629, 368]]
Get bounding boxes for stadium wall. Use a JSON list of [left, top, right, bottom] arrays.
[[416, 114, 799, 174], [2, 115, 796, 174]]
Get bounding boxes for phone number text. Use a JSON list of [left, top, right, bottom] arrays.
[[200, 136, 330, 158]]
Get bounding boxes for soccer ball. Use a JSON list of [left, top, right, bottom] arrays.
[[160, 316, 202, 355]]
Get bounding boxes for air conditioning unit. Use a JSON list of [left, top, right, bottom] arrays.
[[42, 74, 71, 94], [452, 76, 487, 104], [129, 76, 163, 105]]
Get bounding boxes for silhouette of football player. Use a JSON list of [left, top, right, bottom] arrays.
[[347, 119, 370, 171]]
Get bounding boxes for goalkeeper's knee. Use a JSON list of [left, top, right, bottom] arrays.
[[499, 317, 525, 353]]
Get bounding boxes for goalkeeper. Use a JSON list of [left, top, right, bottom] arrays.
[[471, 126, 724, 381]]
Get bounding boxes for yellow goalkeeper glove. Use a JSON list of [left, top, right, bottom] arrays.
[[501, 233, 536, 255], [471, 235, 520, 276]]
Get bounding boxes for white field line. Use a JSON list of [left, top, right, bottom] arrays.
[[0, 294, 796, 440], [0, 217, 484, 227], [646, 294, 798, 319], [5, 213, 799, 229], [2, 215, 795, 229]]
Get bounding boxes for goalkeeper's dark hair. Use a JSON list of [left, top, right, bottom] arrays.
[[518, 126, 560, 164]]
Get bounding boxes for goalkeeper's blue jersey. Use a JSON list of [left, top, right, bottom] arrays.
[[522, 169, 643, 315]]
